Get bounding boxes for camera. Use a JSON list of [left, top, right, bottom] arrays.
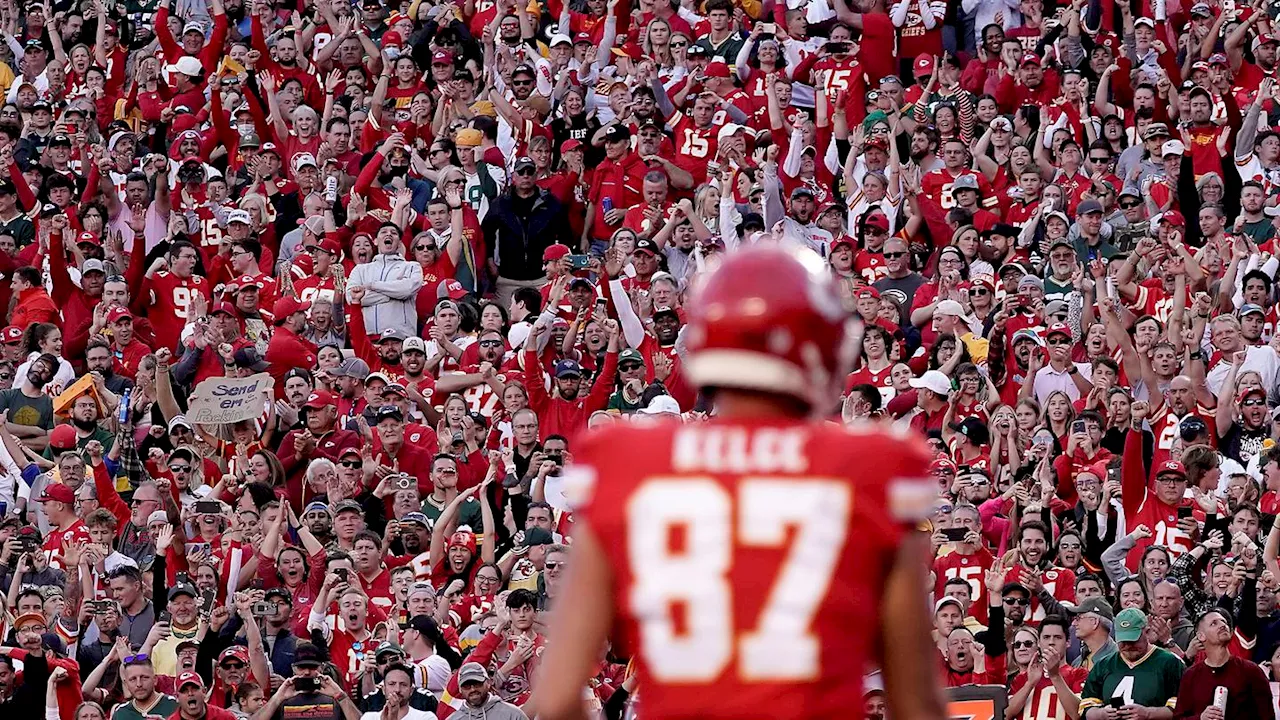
[[393, 474, 414, 492], [251, 601, 277, 616]]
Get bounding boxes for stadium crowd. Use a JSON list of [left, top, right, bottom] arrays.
[[12, 0, 1280, 716]]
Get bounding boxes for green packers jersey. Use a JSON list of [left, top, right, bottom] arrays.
[[1079, 646, 1184, 713]]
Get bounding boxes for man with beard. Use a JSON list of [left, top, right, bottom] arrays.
[[522, 318, 619, 440], [255, 641, 357, 720], [1079, 609, 1183, 718], [347, 218, 424, 340], [265, 297, 317, 397], [1003, 521, 1077, 626], [302, 500, 336, 546], [1217, 385, 1271, 467], [278, 390, 360, 502], [1174, 608, 1274, 719], [150, 581, 202, 677], [420, 455, 481, 532], [0, 352, 55, 451], [62, 392, 113, 453], [371, 328, 405, 378], [393, 513, 431, 581], [397, 337, 434, 405], [112, 655, 178, 720], [437, 329, 512, 419], [763, 183, 832, 257]]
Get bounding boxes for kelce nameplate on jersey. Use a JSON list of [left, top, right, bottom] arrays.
[[671, 426, 808, 474]]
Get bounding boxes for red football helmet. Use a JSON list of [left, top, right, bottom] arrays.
[[685, 245, 853, 409]]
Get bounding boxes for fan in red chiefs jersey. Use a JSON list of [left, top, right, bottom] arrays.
[[437, 328, 516, 420], [1003, 521, 1077, 625], [1121, 403, 1200, 566], [307, 573, 380, 688]]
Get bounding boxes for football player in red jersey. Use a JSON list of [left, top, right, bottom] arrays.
[[530, 246, 945, 720]]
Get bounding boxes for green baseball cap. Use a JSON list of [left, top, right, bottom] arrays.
[[619, 348, 645, 366], [1114, 607, 1148, 642]]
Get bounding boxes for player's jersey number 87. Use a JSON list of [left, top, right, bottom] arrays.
[[627, 478, 850, 683]]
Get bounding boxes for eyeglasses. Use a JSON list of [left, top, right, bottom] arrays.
[[1120, 201, 1141, 209], [340, 460, 362, 468], [123, 653, 149, 664], [168, 465, 191, 473], [131, 497, 158, 506], [430, 148, 447, 156], [883, 251, 907, 259], [1003, 597, 1029, 606], [1059, 542, 1082, 550], [1011, 640, 1036, 649], [476, 575, 500, 583]]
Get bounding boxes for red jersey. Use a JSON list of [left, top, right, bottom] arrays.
[[145, 272, 212, 351], [844, 363, 895, 404], [1121, 429, 1195, 569], [1008, 665, 1090, 720], [921, 169, 999, 211], [670, 111, 719, 177], [1004, 564, 1076, 624], [933, 546, 993, 624], [854, 250, 888, 283], [571, 419, 935, 717], [42, 518, 92, 570]]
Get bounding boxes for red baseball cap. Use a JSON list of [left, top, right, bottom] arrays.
[[1160, 210, 1186, 227], [77, 231, 100, 246], [1021, 52, 1042, 66], [303, 390, 336, 409], [1, 326, 22, 343], [106, 306, 132, 324], [931, 456, 958, 474], [913, 53, 934, 77], [1156, 460, 1187, 480], [865, 213, 890, 231], [382, 30, 403, 47], [39, 482, 75, 504], [49, 424, 77, 451], [561, 138, 584, 153], [1046, 322, 1072, 339], [856, 286, 880, 300], [704, 61, 732, 78], [431, 49, 453, 65], [543, 244, 571, 262], [449, 530, 477, 553], [211, 302, 237, 317], [318, 237, 343, 256], [273, 296, 311, 319], [228, 275, 263, 293], [218, 646, 249, 664], [442, 279, 468, 300], [177, 671, 205, 690]]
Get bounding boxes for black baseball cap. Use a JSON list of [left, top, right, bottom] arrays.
[[293, 641, 324, 668], [602, 124, 631, 143]]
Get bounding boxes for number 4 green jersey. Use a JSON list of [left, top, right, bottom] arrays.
[[1079, 646, 1185, 714]]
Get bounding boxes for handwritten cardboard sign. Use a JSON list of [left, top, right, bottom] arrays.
[[188, 373, 274, 425]]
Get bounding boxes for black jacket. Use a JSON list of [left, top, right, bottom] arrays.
[[483, 189, 572, 281]]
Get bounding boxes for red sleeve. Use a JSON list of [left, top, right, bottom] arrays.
[[792, 53, 819, 85], [993, 73, 1018, 114], [522, 347, 551, 413], [201, 12, 229, 71], [249, 15, 279, 74], [467, 629, 503, 669], [81, 160, 100, 205], [93, 461, 130, 529], [1054, 453, 1077, 506], [348, 305, 376, 363], [1121, 428, 1147, 520], [48, 235, 72, 304], [154, 6, 180, 61], [9, 159, 34, 212], [583, 350, 618, 413], [354, 151, 385, 197]]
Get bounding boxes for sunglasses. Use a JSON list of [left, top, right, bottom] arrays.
[[671, 41, 687, 48], [865, 228, 887, 236], [123, 653, 150, 664], [1047, 338, 1072, 346], [883, 251, 907, 259], [1003, 597, 1029, 606], [1243, 398, 1267, 407], [544, 561, 563, 569], [340, 460, 362, 468], [1011, 640, 1036, 649], [414, 244, 434, 252], [168, 465, 191, 473], [221, 662, 246, 670], [479, 339, 502, 348], [514, 167, 535, 176], [131, 498, 158, 506], [512, 80, 533, 87], [619, 363, 642, 372], [1089, 156, 1110, 162], [969, 288, 989, 296]]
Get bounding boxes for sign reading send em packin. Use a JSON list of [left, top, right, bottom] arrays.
[[188, 373, 275, 425]]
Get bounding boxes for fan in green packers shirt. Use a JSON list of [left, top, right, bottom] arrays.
[[1079, 608, 1184, 719]]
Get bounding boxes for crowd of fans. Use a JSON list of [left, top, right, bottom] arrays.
[[12, 0, 1280, 716]]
